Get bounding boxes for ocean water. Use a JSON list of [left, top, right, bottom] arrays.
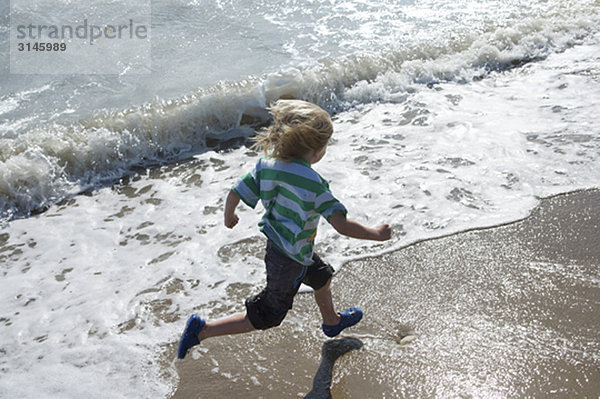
[[0, 0, 599, 397]]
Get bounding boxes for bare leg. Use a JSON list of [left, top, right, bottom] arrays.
[[198, 312, 255, 341], [314, 278, 342, 326]]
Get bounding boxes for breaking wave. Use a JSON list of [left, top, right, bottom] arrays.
[[0, 2, 598, 220]]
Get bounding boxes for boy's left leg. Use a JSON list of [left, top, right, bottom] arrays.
[[177, 312, 255, 359], [198, 312, 255, 341]]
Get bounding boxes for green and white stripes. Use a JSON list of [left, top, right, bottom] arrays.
[[233, 157, 347, 265]]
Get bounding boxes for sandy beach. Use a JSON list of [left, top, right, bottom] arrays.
[[169, 189, 600, 398]]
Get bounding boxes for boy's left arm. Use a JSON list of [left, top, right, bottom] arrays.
[[224, 189, 241, 228]]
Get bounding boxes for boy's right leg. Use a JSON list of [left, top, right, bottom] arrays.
[[311, 275, 363, 338], [313, 277, 342, 326]]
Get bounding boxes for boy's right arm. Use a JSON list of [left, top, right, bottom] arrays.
[[224, 189, 241, 229], [328, 211, 391, 241]]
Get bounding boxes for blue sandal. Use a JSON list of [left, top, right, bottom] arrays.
[[322, 307, 363, 338], [177, 314, 206, 359]]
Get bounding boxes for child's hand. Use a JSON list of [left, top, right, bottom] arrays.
[[224, 212, 239, 229], [329, 213, 392, 241], [374, 224, 391, 241], [224, 190, 241, 229]]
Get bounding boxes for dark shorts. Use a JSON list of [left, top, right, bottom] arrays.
[[245, 240, 334, 330]]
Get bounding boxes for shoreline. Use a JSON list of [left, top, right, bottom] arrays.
[[333, 187, 600, 272], [169, 188, 600, 398]]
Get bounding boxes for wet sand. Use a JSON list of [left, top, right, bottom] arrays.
[[170, 189, 600, 398]]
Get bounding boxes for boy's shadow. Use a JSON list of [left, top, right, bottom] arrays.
[[305, 337, 363, 399]]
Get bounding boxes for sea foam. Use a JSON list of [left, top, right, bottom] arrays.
[[1, 1, 598, 221]]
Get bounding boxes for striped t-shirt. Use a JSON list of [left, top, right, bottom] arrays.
[[232, 157, 347, 265]]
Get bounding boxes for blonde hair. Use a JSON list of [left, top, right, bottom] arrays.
[[252, 100, 333, 161]]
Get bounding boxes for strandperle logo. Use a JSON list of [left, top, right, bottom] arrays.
[[10, 0, 151, 75], [15, 19, 149, 45]]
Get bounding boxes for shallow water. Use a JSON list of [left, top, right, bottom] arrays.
[[173, 191, 600, 398]]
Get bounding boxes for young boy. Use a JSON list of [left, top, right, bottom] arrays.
[[178, 100, 391, 359]]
